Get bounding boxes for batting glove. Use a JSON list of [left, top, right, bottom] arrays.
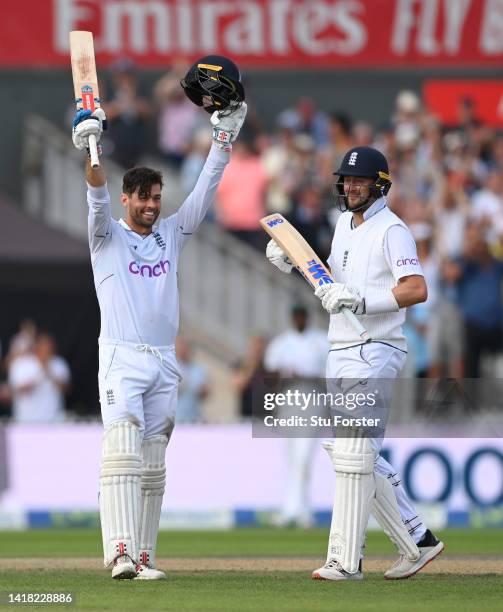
[[211, 102, 247, 151], [315, 282, 364, 315], [72, 108, 107, 151], [266, 239, 293, 274]]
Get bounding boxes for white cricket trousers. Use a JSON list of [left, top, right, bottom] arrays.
[[326, 341, 425, 543], [98, 340, 181, 439]]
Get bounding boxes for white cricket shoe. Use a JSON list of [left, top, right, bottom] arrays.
[[384, 529, 444, 580], [111, 555, 137, 580], [312, 559, 363, 581], [134, 564, 167, 580]]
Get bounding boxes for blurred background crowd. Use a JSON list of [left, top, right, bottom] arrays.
[[2, 59, 503, 424]]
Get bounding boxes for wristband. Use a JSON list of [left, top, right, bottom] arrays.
[[364, 289, 399, 315]]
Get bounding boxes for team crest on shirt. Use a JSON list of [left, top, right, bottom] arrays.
[[342, 250, 349, 270], [153, 232, 166, 249]]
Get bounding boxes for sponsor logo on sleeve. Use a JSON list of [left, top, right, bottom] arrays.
[[396, 257, 420, 267]]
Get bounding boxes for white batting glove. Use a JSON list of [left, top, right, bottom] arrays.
[[315, 282, 364, 314], [72, 108, 107, 151], [211, 102, 247, 150], [266, 239, 293, 274]]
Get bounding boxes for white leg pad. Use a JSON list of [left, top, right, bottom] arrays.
[[138, 435, 168, 568], [373, 473, 420, 561], [100, 421, 142, 567], [324, 438, 375, 574]]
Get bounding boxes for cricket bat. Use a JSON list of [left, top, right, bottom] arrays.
[[69, 31, 101, 168], [260, 213, 371, 342]]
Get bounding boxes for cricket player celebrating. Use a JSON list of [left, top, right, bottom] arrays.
[[72, 57, 246, 580], [267, 146, 444, 581]]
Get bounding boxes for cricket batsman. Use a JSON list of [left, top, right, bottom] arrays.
[[71, 57, 247, 580], [267, 146, 444, 580]]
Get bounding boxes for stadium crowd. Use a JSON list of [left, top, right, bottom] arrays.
[[3, 62, 503, 422]]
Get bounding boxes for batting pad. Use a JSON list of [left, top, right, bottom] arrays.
[[138, 435, 168, 568], [324, 438, 375, 573], [373, 472, 420, 561], [100, 421, 142, 567]]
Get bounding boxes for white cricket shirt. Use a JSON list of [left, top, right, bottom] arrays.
[[327, 198, 423, 350], [87, 144, 229, 347]]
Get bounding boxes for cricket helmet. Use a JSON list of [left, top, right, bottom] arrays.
[[333, 146, 392, 212], [180, 55, 245, 116]]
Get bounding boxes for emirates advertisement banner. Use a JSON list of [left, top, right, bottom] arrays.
[[1, 0, 503, 68]]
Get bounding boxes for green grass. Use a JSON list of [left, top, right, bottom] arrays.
[[0, 529, 501, 611], [0, 528, 501, 558], [0, 572, 501, 612]]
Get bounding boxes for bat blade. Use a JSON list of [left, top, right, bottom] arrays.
[[260, 214, 333, 289], [260, 213, 371, 342], [69, 30, 100, 167]]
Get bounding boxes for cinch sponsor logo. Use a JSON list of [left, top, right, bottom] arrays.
[[307, 259, 333, 286], [266, 217, 283, 227], [397, 257, 419, 267], [128, 260, 170, 277]]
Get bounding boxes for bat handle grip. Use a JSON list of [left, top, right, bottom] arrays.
[[343, 308, 372, 343], [88, 134, 100, 168]]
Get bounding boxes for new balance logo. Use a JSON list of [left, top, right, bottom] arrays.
[[266, 218, 284, 228], [306, 259, 332, 286], [348, 151, 358, 166]]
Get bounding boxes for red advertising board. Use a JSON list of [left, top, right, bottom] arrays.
[[423, 80, 503, 127], [1, 0, 503, 69]]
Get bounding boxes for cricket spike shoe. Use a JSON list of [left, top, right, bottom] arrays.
[[134, 564, 167, 580], [312, 559, 363, 581], [111, 555, 137, 580], [384, 529, 444, 580]]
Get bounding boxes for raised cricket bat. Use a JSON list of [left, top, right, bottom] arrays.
[[260, 213, 371, 342], [69, 31, 101, 168]]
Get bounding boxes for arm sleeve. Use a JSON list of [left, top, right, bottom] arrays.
[[170, 143, 230, 250], [87, 183, 112, 256], [383, 225, 424, 281]]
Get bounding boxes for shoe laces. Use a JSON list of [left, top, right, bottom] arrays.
[[324, 559, 343, 571]]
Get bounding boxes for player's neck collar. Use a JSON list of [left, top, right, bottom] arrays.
[[362, 197, 386, 221], [119, 217, 158, 236]]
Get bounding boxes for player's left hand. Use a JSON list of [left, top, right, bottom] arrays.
[[72, 108, 107, 151], [211, 102, 247, 150], [315, 282, 364, 315]]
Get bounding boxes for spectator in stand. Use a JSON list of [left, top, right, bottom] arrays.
[[216, 140, 269, 249], [288, 182, 332, 261], [277, 97, 329, 147], [232, 334, 269, 419], [261, 124, 299, 215], [175, 337, 209, 423], [469, 168, 503, 250], [179, 128, 213, 197], [155, 61, 204, 170], [446, 223, 503, 378], [8, 333, 71, 422], [404, 224, 439, 379], [264, 305, 328, 528], [4, 319, 37, 369], [317, 112, 353, 190], [105, 59, 152, 168]]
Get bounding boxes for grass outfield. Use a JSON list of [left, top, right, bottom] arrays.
[[0, 529, 501, 611], [0, 528, 501, 557]]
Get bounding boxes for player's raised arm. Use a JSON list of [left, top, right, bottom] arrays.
[[72, 108, 111, 254], [172, 57, 247, 245]]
